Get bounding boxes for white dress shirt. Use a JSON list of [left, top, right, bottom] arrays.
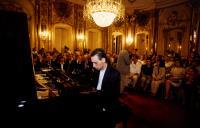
[[96, 68, 106, 90], [61, 63, 64, 72]]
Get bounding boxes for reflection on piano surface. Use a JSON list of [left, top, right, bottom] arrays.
[[35, 73, 58, 99], [35, 67, 84, 100]]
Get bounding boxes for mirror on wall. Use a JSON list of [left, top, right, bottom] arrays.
[[136, 32, 149, 55], [112, 35, 122, 54], [112, 32, 123, 54], [163, 28, 184, 55]]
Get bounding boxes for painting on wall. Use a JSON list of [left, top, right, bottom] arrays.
[[164, 28, 184, 55], [162, 10, 186, 56], [158, 3, 190, 56]]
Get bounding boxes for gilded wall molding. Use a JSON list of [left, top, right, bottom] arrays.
[[158, 3, 190, 56], [0, 2, 23, 12]]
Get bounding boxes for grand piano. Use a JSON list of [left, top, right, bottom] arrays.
[[0, 10, 130, 127]]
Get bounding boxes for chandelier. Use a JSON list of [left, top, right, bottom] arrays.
[[84, 0, 125, 27]]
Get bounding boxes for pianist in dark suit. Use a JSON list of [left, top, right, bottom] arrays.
[[90, 48, 122, 127], [90, 48, 121, 103]]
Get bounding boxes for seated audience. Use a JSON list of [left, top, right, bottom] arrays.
[[151, 60, 165, 96], [165, 59, 185, 100], [140, 58, 153, 93], [129, 55, 142, 88]]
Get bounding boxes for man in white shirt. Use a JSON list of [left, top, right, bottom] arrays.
[[90, 48, 121, 100], [90, 48, 121, 127]]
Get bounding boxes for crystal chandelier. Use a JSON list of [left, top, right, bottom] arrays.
[[84, 0, 125, 27]]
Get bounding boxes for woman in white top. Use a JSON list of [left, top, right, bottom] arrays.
[[130, 55, 142, 88]]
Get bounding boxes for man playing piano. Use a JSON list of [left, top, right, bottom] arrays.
[[90, 48, 122, 127], [90, 48, 121, 102]]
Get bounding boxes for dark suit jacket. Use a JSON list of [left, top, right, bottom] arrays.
[[92, 65, 121, 103]]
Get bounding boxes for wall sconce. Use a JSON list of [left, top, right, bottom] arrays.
[[177, 45, 182, 53], [77, 33, 84, 41], [193, 30, 197, 43], [151, 48, 153, 53], [39, 30, 49, 40], [77, 33, 85, 49], [145, 47, 148, 55], [168, 43, 171, 48], [126, 36, 133, 45], [190, 35, 192, 41]]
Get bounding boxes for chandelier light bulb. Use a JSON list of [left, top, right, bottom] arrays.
[[91, 12, 116, 27], [84, 0, 125, 27]]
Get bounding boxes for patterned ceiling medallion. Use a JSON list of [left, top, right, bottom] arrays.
[[53, 0, 72, 18]]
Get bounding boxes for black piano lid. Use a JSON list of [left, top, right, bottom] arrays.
[[0, 10, 37, 111]]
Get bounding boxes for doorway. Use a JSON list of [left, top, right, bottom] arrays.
[[53, 23, 73, 53], [136, 32, 149, 55], [112, 35, 122, 54], [86, 29, 102, 50], [112, 32, 123, 54]]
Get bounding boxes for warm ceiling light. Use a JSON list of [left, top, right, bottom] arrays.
[[84, 0, 125, 27]]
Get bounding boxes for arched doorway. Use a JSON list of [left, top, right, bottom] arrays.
[[52, 23, 73, 53], [112, 32, 123, 54], [86, 29, 102, 51], [135, 31, 149, 55]]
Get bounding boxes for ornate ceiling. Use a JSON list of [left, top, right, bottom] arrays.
[[66, 0, 188, 15]]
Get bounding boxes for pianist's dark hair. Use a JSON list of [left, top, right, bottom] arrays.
[[91, 48, 108, 62]]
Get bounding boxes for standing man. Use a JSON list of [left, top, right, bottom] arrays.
[[116, 45, 134, 93]]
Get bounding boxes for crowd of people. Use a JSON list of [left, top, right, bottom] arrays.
[[32, 46, 200, 110]]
